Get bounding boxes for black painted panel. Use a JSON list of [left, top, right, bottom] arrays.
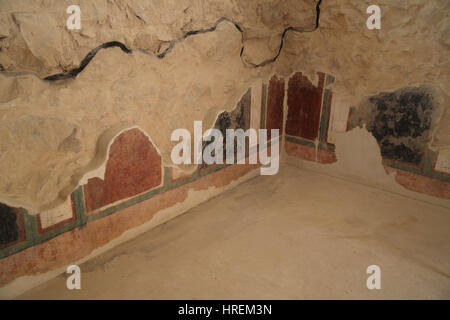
[[362, 86, 436, 165], [0, 203, 20, 246], [200, 92, 247, 168]]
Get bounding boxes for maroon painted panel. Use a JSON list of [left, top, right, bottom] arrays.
[[266, 75, 285, 140], [84, 128, 162, 213], [286, 72, 325, 140]]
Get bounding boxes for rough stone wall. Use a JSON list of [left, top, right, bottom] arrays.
[[0, 0, 449, 296], [277, 0, 449, 201], [277, 0, 449, 150], [0, 0, 318, 213], [1, 0, 448, 212], [0, 79, 278, 297]]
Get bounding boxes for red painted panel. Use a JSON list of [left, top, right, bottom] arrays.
[[84, 128, 162, 213], [317, 149, 337, 164], [385, 167, 450, 199], [285, 141, 316, 162], [286, 72, 324, 140]]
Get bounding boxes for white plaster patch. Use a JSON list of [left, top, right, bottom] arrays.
[[250, 79, 262, 132], [286, 126, 450, 208], [435, 149, 450, 174], [328, 95, 351, 144], [39, 198, 73, 229], [250, 79, 263, 150]]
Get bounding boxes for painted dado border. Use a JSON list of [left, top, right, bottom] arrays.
[[0, 80, 277, 260], [347, 106, 450, 183]]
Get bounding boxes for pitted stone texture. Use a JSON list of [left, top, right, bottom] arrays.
[[0, 0, 315, 77], [0, 0, 449, 212]]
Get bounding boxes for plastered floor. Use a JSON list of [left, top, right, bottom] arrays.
[[18, 164, 450, 299]]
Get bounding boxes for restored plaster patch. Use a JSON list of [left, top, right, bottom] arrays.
[[286, 127, 450, 207]]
